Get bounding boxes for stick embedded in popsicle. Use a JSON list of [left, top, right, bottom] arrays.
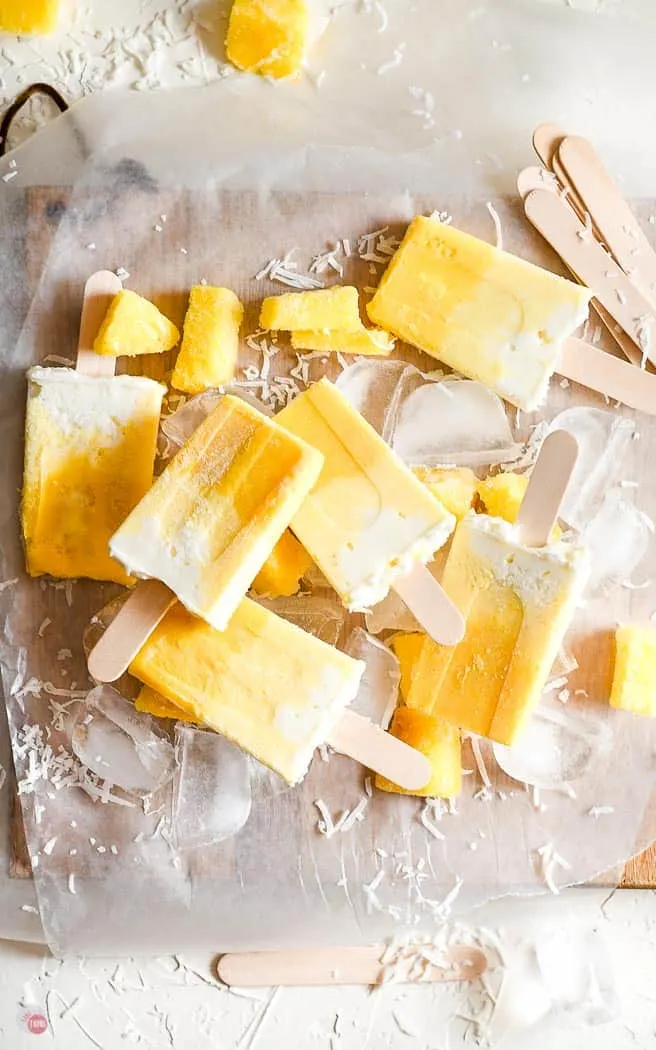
[[87, 394, 326, 682], [274, 378, 465, 646], [123, 599, 433, 790], [22, 272, 167, 584], [216, 944, 488, 987], [405, 431, 590, 748]]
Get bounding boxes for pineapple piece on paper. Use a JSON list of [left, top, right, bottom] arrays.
[[94, 290, 179, 358]]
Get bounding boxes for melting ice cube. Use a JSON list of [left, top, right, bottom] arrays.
[[161, 388, 272, 460], [582, 488, 652, 595], [548, 407, 635, 528], [71, 686, 177, 796], [173, 726, 252, 848], [492, 705, 612, 790], [255, 595, 346, 646], [365, 590, 421, 635], [335, 357, 408, 434], [344, 627, 400, 728], [390, 378, 521, 468]]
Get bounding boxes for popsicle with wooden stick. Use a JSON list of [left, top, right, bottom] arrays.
[[405, 431, 591, 747], [99, 598, 432, 791], [22, 272, 166, 584]]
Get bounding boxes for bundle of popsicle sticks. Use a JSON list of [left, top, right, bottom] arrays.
[[520, 124, 656, 405]]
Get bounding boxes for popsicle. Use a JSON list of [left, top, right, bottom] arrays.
[[87, 394, 324, 680], [129, 599, 432, 789], [275, 378, 464, 645], [22, 272, 166, 584], [405, 431, 589, 746], [375, 707, 462, 799]]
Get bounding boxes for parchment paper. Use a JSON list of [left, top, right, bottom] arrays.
[[2, 0, 656, 954]]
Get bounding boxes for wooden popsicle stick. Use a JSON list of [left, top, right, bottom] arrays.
[[518, 167, 644, 367], [216, 944, 488, 987], [524, 188, 656, 366], [558, 337, 656, 415], [532, 122, 566, 169], [75, 270, 122, 377], [515, 430, 578, 547], [327, 710, 431, 790], [392, 563, 465, 646], [558, 135, 656, 307], [86, 580, 177, 682]]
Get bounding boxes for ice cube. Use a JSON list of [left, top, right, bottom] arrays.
[[365, 590, 421, 635], [582, 488, 652, 596], [344, 627, 400, 728], [335, 357, 408, 435], [492, 705, 612, 790], [71, 686, 177, 796], [173, 725, 252, 848], [161, 388, 272, 458], [390, 377, 521, 468], [255, 595, 346, 646], [535, 931, 619, 1025], [548, 407, 635, 528]]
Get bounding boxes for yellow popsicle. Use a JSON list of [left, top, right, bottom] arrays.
[[276, 378, 455, 610], [130, 600, 365, 783], [375, 707, 461, 798], [22, 367, 165, 584], [110, 395, 323, 630], [367, 216, 591, 410], [406, 512, 589, 746]]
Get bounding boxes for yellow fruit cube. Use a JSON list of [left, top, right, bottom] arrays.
[[135, 685, 201, 723], [260, 287, 361, 332], [94, 290, 179, 358], [291, 327, 395, 356], [226, 0, 308, 79], [388, 632, 425, 701], [375, 707, 461, 798], [172, 286, 243, 393], [250, 529, 312, 598], [476, 472, 528, 523], [0, 0, 59, 32], [412, 466, 477, 520], [610, 626, 656, 716]]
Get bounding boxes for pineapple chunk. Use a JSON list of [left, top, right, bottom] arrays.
[[0, 0, 59, 32], [412, 466, 477, 520], [476, 472, 528, 523], [388, 632, 425, 701], [172, 286, 243, 393], [260, 287, 361, 332], [250, 529, 312, 598], [291, 327, 395, 356], [610, 626, 656, 716], [94, 290, 179, 358], [375, 707, 462, 798], [226, 0, 308, 79], [135, 685, 200, 723]]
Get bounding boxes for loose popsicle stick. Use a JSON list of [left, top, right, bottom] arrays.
[[216, 945, 488, 987], [518, 167, 644, 368], [327, 710, 432, 791], [86, 580, 177, 683], [558, 135, 656, 306], [515, 430, 578, 547], [75, 270, 122, 377], [524, 189, 656, 366], [532, 122, 565, 169], [559, 337, 656, 415], [392, 563, 464, 646]]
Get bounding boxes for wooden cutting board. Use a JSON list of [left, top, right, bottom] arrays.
[[6, 183, 656, 896]]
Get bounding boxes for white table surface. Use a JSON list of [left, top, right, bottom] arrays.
[[3, 0, 656, 1045]]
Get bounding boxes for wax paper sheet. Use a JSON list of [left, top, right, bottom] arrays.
[[2, 0, 656, 955]]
